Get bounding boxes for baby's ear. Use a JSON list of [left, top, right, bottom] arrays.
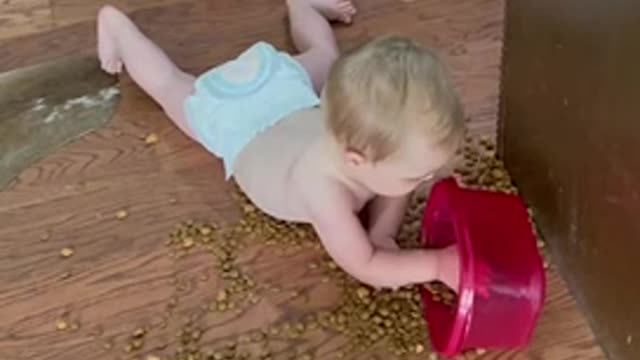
[[345, 148, 367, 167]]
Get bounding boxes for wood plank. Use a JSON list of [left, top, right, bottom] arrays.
[[500, 0, 640, 358], [51, 0, 189, 28], [0, 0, 54, 40]]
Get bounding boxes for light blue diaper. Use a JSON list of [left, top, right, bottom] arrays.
[[184, 41, 320, 178]]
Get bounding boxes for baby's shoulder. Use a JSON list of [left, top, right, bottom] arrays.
[[297, 174, 359, 213]]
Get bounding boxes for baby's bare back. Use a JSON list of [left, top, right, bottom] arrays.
[[233, 107, 333, 222]]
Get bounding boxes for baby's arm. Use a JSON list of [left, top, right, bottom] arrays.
[[365, 194, 410, 250], [305, 184, 457, 289]]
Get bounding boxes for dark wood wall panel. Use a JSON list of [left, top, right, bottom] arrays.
[[0, 0, 606, 358], [500, 1, 640, 359]]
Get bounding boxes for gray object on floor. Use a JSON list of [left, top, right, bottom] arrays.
[[0, 55, 120, 190]]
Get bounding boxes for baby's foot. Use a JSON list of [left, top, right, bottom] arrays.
[[309, 0, 357, 24], [97, 6, 124, 74]]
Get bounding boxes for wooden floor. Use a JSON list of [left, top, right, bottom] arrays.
[[0, 1, 606, 359]]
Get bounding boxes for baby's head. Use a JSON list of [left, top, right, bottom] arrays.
[[323, 36, 465, 196]]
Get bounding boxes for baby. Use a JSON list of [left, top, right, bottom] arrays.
[[97, 0, 464, 290]]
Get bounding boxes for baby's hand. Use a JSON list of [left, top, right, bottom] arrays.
[[436, 245, 460, 292]]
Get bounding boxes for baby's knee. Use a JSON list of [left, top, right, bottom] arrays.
[[98, 4, 118, 19], [98, 4, 127, 25]]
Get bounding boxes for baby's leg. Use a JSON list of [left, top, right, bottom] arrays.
[[286, 0, 356, 93], [97, 5, 197, 140]]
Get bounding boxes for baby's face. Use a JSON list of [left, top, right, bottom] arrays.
[[358, 134, 454, 196]]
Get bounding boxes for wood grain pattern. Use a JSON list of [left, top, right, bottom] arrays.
[[51, 0, 189, 27], [500, 1, 640, 358], [0, 0, 604, 359], [0, 0, 54, 40]]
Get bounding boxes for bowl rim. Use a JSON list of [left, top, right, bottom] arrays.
[[421, 178, 475, 356]]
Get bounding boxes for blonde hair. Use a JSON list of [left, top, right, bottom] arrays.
[[324, 36, 464, 161]]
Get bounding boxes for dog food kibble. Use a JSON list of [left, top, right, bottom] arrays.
[[55, 319, 68, 331], [181, 237, 195, 248], [424, 281, 458, 307], [144, 133, 159, 145], [60, 247, 74, 258], [133, 328, 147, 338], [116, 210, 128, 220], [216, 290, 228, 302]]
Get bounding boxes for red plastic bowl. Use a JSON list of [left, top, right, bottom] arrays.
[[420, 178, 546, 357]]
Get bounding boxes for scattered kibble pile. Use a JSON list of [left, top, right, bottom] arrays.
[[162, 196, 433, 359], [454, 135, 518, 194], [59, 135, 549, 360], [423, 282, 457, 308]]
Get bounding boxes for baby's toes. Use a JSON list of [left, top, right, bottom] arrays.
[[102, 60, 116, 74], [100, 60, 111, 73], [347, 3, 357, 14], [339, 0, 356, 14], [338, 2, 356, 22]]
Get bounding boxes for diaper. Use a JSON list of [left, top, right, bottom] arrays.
[[184, 41, 321, 178]]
